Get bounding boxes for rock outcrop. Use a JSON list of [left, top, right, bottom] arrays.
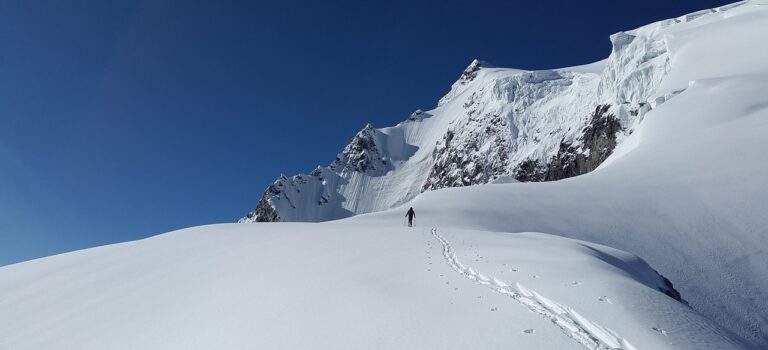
[[238, 0, 728, 223], [239, 186, 280, 223], [545, 105, 623, 181], [422, 112, 511, 191], [330, 124, 390, 175]]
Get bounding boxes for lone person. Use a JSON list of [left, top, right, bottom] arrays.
[[406, 207, 416, 227]]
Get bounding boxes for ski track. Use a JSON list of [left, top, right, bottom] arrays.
[[429, 228, 637, 350]]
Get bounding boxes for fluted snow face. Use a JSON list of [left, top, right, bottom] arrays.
[[241, 1, 757, 223], [424, 68, 603, 189], [436, 59, 500, 107]]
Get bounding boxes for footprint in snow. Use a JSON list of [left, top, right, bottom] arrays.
[[598, 296, 613, 304], [523, 329, 536, 334], [652, 327, 668, 335]]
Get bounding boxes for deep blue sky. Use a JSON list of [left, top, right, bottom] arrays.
[[0, 0, 731, 266]]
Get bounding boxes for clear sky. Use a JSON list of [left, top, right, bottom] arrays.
[[0, 0, 731, 266]]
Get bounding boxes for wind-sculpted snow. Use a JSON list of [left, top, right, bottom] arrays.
[[352, 74, 768, 346], [239, 3, 768, 344], [0, 224, 747, 349], [430, 228, 637, 350], [240, 120, 422, 222], [239, 2, 757, 224]]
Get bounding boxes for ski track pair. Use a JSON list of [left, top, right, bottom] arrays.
[[428, 227, 637, 350]]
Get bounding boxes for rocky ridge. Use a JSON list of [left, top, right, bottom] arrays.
[[239, 3, 742, 223]]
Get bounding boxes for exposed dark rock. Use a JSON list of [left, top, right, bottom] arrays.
[[408, 109, 432, 121], [244, 185, 281, 222], [545, 105, 622, 181], [330, 124, 390, 175], [459, 59, 485, 84], [444, 129, 454, 148], [513, 159, 548, 182], [655, 269, 686, 304], [309, 166, 323, 179], [244, 100, 626, 223], [424, 104, 621, 189], [422, 113, 510, 191], [242, 123, 393, 223]]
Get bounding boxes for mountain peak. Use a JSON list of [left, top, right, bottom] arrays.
[[467, 58, 495, 69], [460, 59, 494, 83]]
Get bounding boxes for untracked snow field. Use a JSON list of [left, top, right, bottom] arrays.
[[0, 224, 747, 349]]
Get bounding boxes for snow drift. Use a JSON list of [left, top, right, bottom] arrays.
[[0, 224, 748, 349]]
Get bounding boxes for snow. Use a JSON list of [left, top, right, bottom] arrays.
[[658, 1, 768, 94], [244, 0, 764, 225], [244, 62, 606, 222], [260, 1, 768, 344], [348, 75, 768, 346], [3, 1, 768, 348], [554, 59, 608, 74], [0, 224, 746, 349]]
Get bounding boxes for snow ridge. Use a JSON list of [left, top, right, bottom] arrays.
[[430, 228, 637, 350], [240, 1, 756, 223]]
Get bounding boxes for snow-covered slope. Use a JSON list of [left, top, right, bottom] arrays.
[[237, 0, 768, 346], [0, 224, 748, 349], [240, 1, 762, 224], [345, 7, 768, 346], [241, 58, 610, 222], [3, 2, 767, 349]]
